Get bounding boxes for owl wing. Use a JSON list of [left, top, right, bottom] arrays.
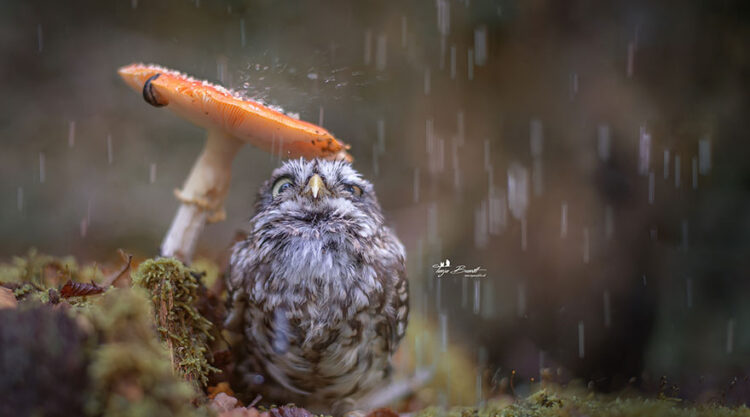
[[380, 229, 409, 355], [224, 238, 261, 332]]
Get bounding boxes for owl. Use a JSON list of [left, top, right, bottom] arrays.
[[225, 158, 409, 414]]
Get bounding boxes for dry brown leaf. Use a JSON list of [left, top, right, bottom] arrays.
[[210, 392, 239, 412], [60, 280, 106, 298], [0, 287, 17, 309], [365, 408, 400, 417], [208, 382, 235, 400], [268, 405, 314, 417]]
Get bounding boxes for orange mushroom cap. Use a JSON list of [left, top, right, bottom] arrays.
[[118, 63, 352, 162]]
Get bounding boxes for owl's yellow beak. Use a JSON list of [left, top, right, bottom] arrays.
[[305, 174, 327, 199]]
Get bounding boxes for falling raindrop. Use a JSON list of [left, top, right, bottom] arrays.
[[68, 121, 76, 148], [570, 72, 579, 100], [603, 291, 611, 328], [131, 0, 137, 8], [663, 149, 670, 179], [37, 24, 44, 53], [474, 200, 488, 248], [648, 172, 655, 204], [318, 106, 324, 127], [474, 25, 487, 66], [17, 187, 23, 212], [488, 187, 507, 235], [435, 275, 441, 310], [517, 282, 526, 318], [375, 34, 387, 71], [377, 119, 385, 153], [521, 217, 528, 251], [473, 279, 481, 315], [692, 157, 698, 189], [467, 49, 474, 80], [216, 56, 228, 84], [699, 138, 711, 175], [507, 162, 529, 220], [626, 41, 635, 78], [439, 36, 446, 70], [452, 139, 461, 189], [727, 319, 735, 354], [461, 277, 468, 309], [532, 159, 544, 197], [38, 152, 45, 183], [436, 0, 450, 36], [424, 68, 431, 95], [686, 278, 693, 308], [561, 201, 568, 238], [597, 124, 611, 161], [107, 134, 113, 165], [483, 139, 491, 172], [638, 126, 651, 176], [583, 227, 590, 264], [149, 163, 157, 184], [86, 198, 92, 225], [457, 111, 465, 146], [363, 29, 372, 65], [450, 44, 457, 80], [578, 321, 585, 358], [425, 119, 434, 153], [440, 313, 448, 352], [80, 218, 88, 238], [530, 119, 543, 157], [604, 205, 614, 240], [428, 135, 445, 174], [675, 155, 681, 188], [413, 168, 420, 203]]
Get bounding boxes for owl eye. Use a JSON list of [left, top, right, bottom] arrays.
[[271, 177, 294, 197], [343, 184, 362, 197]]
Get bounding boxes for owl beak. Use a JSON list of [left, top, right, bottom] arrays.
[[305, 174, 327, 199]]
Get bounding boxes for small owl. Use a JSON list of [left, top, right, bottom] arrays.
[[226, 158, 409, 414]]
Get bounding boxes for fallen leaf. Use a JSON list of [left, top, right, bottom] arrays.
[[0, 287, 17, 309], [210, 392, 239, 412], [208, 381, 235, 400], [60, 280, 106, 298], [269, 405, 314, 417], [365, 408, 400, 417]]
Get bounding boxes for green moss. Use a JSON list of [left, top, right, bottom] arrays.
[[413, 387, 750, 417], [132, 258, 219, 388], [83, 288, 208, 417]]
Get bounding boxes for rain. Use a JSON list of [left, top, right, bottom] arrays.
[[2, 0, 749, 413]]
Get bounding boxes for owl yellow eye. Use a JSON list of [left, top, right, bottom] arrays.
[[343, 184, 362, 197], [272, 177, 294, 197]]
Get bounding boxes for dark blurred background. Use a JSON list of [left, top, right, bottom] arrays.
[[1, 0, 749, 405]]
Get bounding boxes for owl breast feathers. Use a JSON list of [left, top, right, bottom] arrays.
[[226, 158, 409, 412]]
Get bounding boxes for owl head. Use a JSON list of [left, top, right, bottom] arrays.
[[250, 158, 385, 241]]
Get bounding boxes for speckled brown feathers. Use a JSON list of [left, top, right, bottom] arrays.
[[226, 159, 408, 414]]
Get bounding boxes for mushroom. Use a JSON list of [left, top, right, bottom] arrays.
[[118, 63, 352, 263]]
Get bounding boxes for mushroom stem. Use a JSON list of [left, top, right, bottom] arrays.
[[161, 129, 242, 262]]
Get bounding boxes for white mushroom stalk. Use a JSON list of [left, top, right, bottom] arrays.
[[118, 63, 352, 263]]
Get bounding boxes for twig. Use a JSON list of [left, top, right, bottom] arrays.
[[102, 249, 133, 287], [357, 368, 434, 410]]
